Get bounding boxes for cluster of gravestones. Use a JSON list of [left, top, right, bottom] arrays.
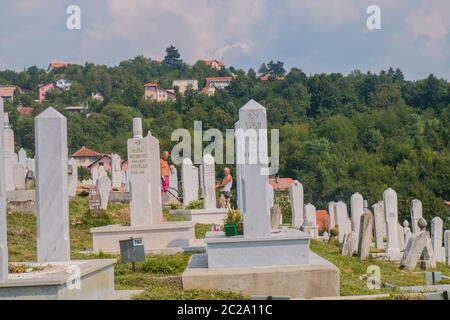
[[322, 188, 449, 270], [2, 113, 36, 192]]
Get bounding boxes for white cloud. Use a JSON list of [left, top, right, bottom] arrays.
[[81, 0, 268, 64]]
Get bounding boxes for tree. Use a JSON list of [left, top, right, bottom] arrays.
[[163, 45, 182, 68], [267, 60, 286, 77]]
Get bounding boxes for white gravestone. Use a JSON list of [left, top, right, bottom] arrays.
[[99, 165, 107, 178], [199, 164, 205, 198], [335, 201, 350, 242], [128, 118, 163, 225], [410, 199, 423, 234], [3, 114, 15, 192], [97, 174, 111, 210], [68, 158, 78, 197], [18, 148, 27, 167], [26, 158, 35, 173], [328, 201, 336, 232], [182, 158, 197, 206], [444, 230, 450, 265], [13, 163, 26, 190], [431, 217, 445, 262], [203, 154, 217, 210], [384, 188, 401, 260], [234, 121, 244, 211], [193, 166, 199, 202], [358, 210, 374, 261], [35, 107, 70, 263], [397, 223, 405, 251], [304, 203, 318, 238], [350, 193, 364, 245], [111, 153, 122, 190], [373, 201, 386, 249], [289, 180, 304, 228], [0, 99, 8, 281], [403, 220, 412, 245], [91, 166, 99, 185], [237, 100, 271, 238], [169, 165, 179, 197]]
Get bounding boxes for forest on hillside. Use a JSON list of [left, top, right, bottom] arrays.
[[1, 47, 449, 224]]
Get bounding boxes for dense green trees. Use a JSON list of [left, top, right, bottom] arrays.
[[1, 49, 449, 226]]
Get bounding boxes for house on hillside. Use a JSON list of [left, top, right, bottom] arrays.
[[204, 77, 233, 90], [0, 85, 16, 102], [200, 84, 219, 96], [144, 83, 176, 102], [260, 73, 285, 81], [55, 78, 72, 90], [202, 60, 225, 70], [72, 146, 102, 168], [172, 79, 198, 94], [47, 61, 72, 72], [38, 82, 56, 102]]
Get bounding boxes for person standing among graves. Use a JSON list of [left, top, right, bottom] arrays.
[[216, 167, 233, 208], [160, 151, 171, 195]]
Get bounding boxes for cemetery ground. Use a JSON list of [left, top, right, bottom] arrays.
[[6, 195, 450, 300]]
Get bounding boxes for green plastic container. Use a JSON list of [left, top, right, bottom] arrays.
[[224, 224, 238, 237]]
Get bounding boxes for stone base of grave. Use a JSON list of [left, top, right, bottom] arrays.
[[90, 222, 196, 254], [6, 190, 35, 213], [182, 252, 339, 299], [0, 259, 139, 300], [169, 208, 228, 225], [108, 191, 131, 204], [205, 229, 311, 268]]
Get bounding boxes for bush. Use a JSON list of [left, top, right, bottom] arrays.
[[224, 208, 243, 235]]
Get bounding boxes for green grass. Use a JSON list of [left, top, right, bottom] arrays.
[[310, 240, 450, 297]]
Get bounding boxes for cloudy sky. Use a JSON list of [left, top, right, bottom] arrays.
[[0, 0, 449, 80]]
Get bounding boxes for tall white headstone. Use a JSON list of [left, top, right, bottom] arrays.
[[410, 199, 423, 234], [3, 113, 15, 192], [383, 188, 400, 260], [289, 180, 304, 228], [111, 153, 122, 190], [91, 166, 99, 185], [234, 121, 244, 211], [169, 165, 179, 197], [199, 164, 205, 198], [97, 174, 111, 210], [68, 157, 78, 197], [13, 163, 26, 190], [431, 217, 444, 262], [18, 148, 27, 167], [444, 230, 450, 265], [304, 203, 318, 238], [193, 166, 199, 202], [237, 100, 271, 238], [267, 183, 274, 210], [35, 107, 70, 263], [0, 99, 8, 281], [128, 118, 163, 225], [335, 201, 350, 242], [328, 201, 336, 232], [203, 154, 216, 210], [373, 201, 386, 249], [182, 158, 197, 206], [351, 193, 364, 246]]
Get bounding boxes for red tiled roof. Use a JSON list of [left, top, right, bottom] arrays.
[[316, 210, 329, 232], [87, 154, 112, 169], [269, 178, 294, 190], [445, 201, 450, 206], [202, 60, 225, 68], [260, 74, 285, 81], [17, 106, 34, 115], [144, 83, 158, 87], [49, 61, 70, 70], [0, 85, 15, 97], [72, 146, 102, 158]]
